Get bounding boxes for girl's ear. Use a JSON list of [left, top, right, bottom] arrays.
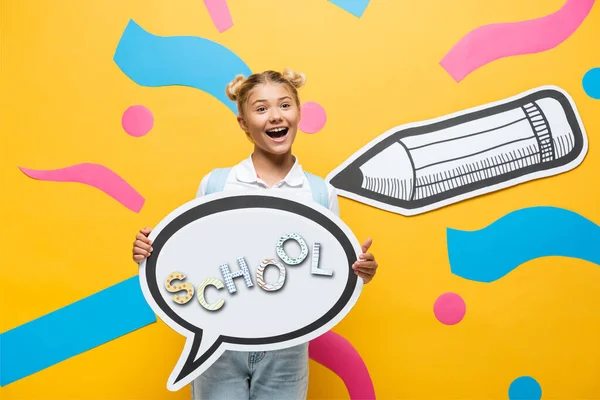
[[237, 115, 248, 132]]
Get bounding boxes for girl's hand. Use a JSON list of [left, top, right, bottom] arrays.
[[132, 227, 153, 264], [352, 238, 378, 284]]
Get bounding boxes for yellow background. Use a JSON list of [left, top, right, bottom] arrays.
[[1, 0, 599, 398]]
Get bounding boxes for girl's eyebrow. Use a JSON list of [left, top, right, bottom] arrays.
[[251, 96, 292, 106]]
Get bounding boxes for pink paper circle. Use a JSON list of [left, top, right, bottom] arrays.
[[299, 101, 327, 134], [122, 105, 154, 137], [434, 292, 466, 325]]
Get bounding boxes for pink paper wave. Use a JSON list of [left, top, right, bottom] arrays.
[[440, 0, 596, 82], [203, 0, 233, 33], [19, 163, 145, 213], [309, 331, 375, 399]]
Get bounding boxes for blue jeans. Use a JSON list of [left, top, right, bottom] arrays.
[[191, 343, 309, 400]]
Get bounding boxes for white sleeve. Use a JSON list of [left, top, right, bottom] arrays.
[[196, 172, 211, 198], [326, 183, 340, 217]]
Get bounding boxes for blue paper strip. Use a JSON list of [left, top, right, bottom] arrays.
[[0, 276, 156, 386], [447, 206, 600, 283], [328, 0, 370, 18], [113, 19, 252, 113]]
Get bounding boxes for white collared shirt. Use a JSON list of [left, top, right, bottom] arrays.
[[197, 155, 340, 216]]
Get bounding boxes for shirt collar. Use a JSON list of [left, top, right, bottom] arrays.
[[234, 154, 305, 187]]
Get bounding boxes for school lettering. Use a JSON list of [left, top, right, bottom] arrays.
[[165, 233, 333, 311]]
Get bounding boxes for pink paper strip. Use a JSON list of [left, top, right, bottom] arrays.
[[19, 163, 145, 213], [203, 0, 233, 33], [309, 331, 375, 399], [440, 0, 596, 82]]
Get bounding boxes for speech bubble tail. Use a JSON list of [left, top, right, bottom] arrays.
[[166, 330, 224, 392], [193, 330, 221, 362]]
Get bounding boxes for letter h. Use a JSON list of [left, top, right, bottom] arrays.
[[220, 257, 254, 294]]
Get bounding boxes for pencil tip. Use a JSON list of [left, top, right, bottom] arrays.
[[328, 163, 364, 194]]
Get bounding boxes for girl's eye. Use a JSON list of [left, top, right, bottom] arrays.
[[257, 107, 266, 112], [281, 103, 290, 108]]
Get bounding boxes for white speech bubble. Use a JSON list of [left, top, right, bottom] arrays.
[[138, 191, 363, 391]]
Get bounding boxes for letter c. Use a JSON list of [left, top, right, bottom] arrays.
[[197, 278, 226, 311]]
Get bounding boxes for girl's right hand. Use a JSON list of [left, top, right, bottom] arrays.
[[133, 227, 153, 264]]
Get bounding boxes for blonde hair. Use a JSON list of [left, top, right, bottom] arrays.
[[225, 68, 306, 116]]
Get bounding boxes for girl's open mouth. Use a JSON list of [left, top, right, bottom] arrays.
[[265, 127, 289, 141]]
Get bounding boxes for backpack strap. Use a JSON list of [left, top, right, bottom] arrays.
[[304, 171, 329, 209], [204, 168, 232, 195]]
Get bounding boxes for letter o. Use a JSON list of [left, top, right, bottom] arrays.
[[256, 259, 287, 292], [276, 233, 308, 265]]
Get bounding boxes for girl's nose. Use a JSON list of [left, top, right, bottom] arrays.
[[269, 110, 283, 122]]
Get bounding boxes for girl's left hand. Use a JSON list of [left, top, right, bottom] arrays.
[[352, 238, 378, 284]]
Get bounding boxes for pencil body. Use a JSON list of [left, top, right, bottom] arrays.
[[327, 86, 587, 216]]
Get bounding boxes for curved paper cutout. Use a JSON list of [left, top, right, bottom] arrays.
[[440, 0, 596, 82], [328, 0, 371, 18], [447, 206, 600, 283], [203, 0, 233, 33], [113, 19, 251, 114], [309, 331, 376, 399], [19, 163, 145, 213], [326, 86, 588, 216], [0, 277, 156, 387]]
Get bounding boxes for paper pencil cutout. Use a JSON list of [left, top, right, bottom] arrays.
[[326, 86, 588, 216]]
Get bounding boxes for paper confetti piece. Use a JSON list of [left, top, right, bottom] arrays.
[[19, 163, 145, 213], [203, 0, 233, 33], [447, 206, 600, 283], [0, 277, 156, 386], [114, 19, 251, 114], [441, 0, 596, 82], [309, 331, 375, 399], [328, 0, 370, 18]]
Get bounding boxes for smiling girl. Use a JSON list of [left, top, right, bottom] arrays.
[[132, 68, 379, 399]]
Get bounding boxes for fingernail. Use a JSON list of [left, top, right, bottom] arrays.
[[150, 247, 153, 252]]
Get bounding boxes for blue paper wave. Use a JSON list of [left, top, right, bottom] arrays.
[[0, 277, 156, 386], [328, 0, 370, 18], [447, 206, 600, 282], [113, 19, 252, 113]]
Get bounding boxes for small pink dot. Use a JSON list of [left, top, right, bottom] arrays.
[[434, 292, 466, 325], [122, 105, 154, 137], [299, 101, 327, 134]]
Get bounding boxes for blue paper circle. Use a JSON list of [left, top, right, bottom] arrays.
[[508, 376, 542, 400], [582, 68, 600, 99]]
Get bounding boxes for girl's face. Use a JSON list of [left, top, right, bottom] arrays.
[[238, 83, 300, 156]]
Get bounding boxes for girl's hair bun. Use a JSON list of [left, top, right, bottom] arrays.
[[225, 75, 246, 101], [282, 68, 306, 89]]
